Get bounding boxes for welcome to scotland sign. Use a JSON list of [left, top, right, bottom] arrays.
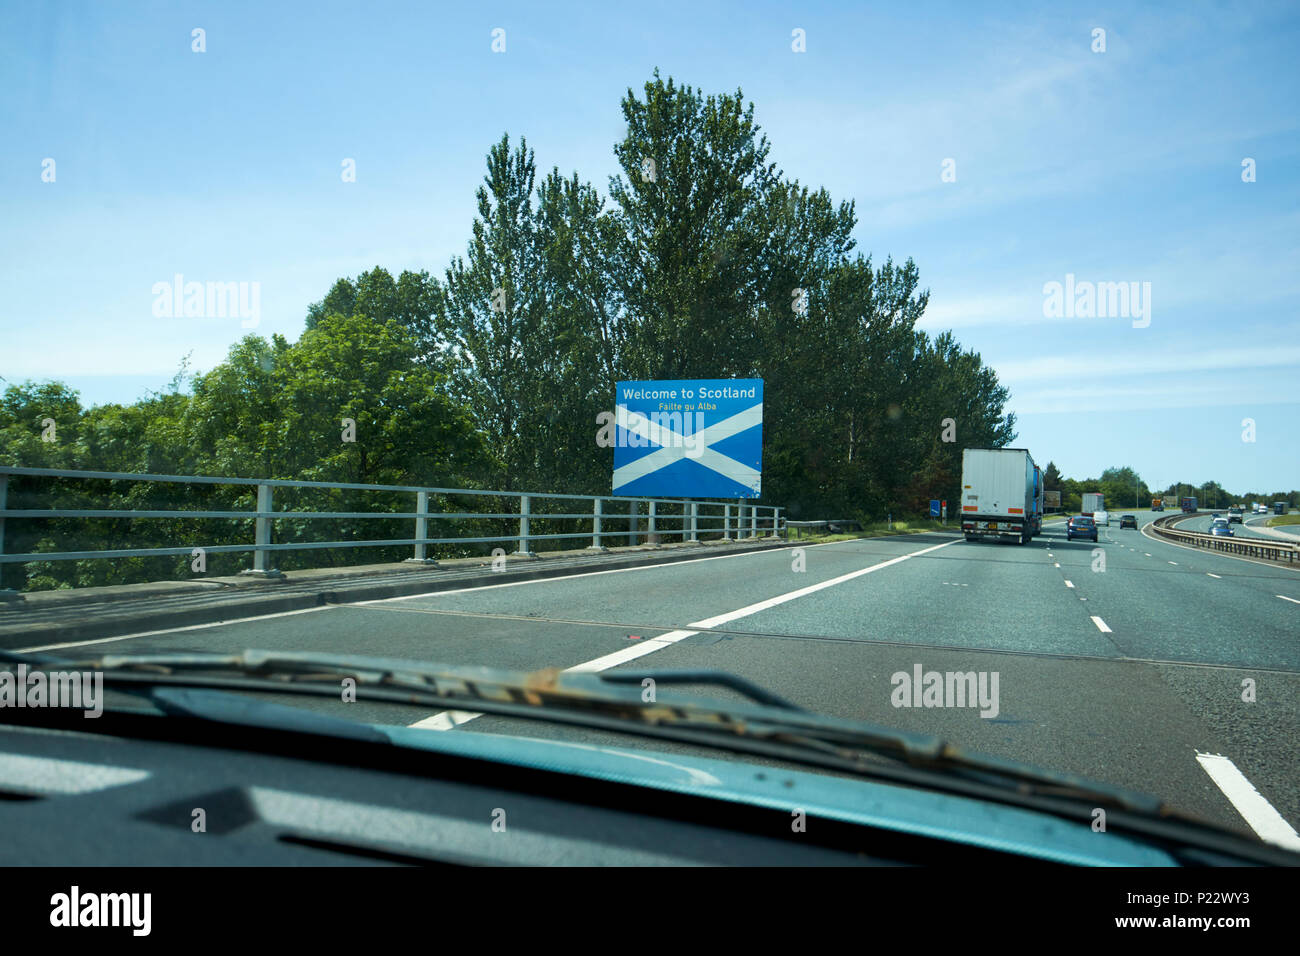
[[610, 379, 763, 499]]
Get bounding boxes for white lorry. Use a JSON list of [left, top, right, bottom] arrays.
[[960, 448, 1044, 545], [1081, 492, 1104, 517]]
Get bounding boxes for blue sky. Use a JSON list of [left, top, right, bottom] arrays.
[[2, 0, 1297, 492]]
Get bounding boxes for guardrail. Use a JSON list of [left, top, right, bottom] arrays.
[[0, 466, 783, 589], [1149, 512, 1299, 565]]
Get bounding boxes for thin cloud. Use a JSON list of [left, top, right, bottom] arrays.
[[997, 346, 1300, 384]]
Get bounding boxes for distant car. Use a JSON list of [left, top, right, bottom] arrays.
[[1093, 510, 1109, 526], [1067, 516, 1098, 542], [1151, 503, 1164, 512], [1210, 524, 1234, 537], [1120, 514, 1137, 529], [1228, 508, 1243, 523]]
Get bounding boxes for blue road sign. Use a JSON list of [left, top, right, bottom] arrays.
[[612, 379, 763, 498], [930, 499, 941, 517]]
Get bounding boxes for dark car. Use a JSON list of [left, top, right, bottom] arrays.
[[1066, 515, 1098, 541], [1119, 514, 1137, 529], [1210, 524, 1234, 537]]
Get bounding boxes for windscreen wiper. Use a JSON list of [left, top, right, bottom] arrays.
[[2, 648, 1294, 864]]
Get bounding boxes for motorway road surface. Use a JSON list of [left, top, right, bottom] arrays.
[[19, 509, 1300, 849]]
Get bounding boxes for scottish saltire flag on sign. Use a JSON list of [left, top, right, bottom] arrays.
[[612, 379, 763, 498]]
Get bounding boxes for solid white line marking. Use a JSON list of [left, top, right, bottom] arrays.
[[20, 536, 878, 652], [1196, 753, 1300, 851], [1278, 595, 1300, 605], [1064, 580, 1074, 588], [1206, 573, 1221, 579], [410, 536, 964, 730], [17, 605, 333, 653], [360, 535, 872, 607], [1090, 616, 1111, 633]]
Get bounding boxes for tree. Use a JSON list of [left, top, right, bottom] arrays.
[[0, 380, 85, 469], [1043, 461, 1063, 490], [182, 315, 489, 488], [431, 134, 554, 491], [306, 267, 444, 372], [526, 167, 626, 495], [1099, 466, 1146, 510], [607, 70, 780, 380]]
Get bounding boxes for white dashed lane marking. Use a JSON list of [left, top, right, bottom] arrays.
[[411, 537, 965, 731]]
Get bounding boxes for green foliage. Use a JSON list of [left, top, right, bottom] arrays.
[[1, 317, 495, 591], [181, 315, 489, 487]]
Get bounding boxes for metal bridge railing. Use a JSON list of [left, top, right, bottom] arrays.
[[0, 466, 782, 585]]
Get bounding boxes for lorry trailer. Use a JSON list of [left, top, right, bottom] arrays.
[[960, 448, 1044, 545]]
